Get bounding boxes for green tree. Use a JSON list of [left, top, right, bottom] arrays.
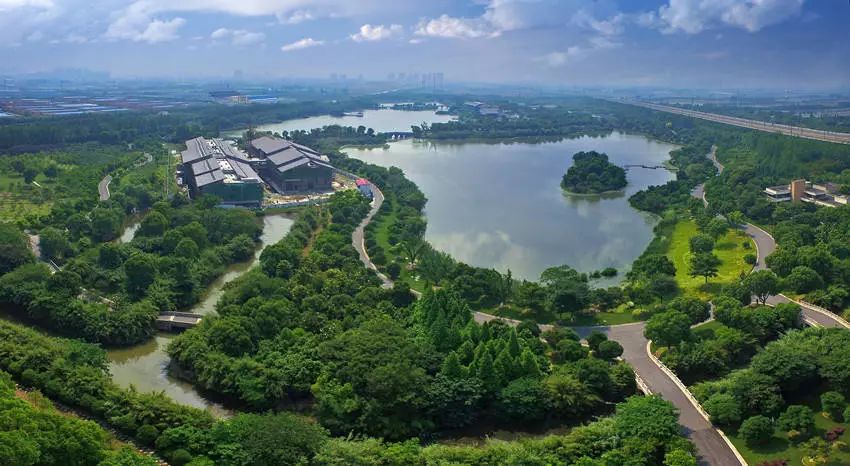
[[544, 373, 600, 418], [689, 234, 715, 254], [595, 340, 624, 361], [139, 211, 168, 237], [0, 224, 35, 275], [743, 270, 779, 305], [554, 339, 588, 363], [586, 330, 608, 352], [644, 311, 692, 347], [439, 352, 465, 379], [39, 227, 71, 261], [703, 393, 741, 426], [689, 253, 720, 283], [124, 253, 157, 297], [174, 238, 199, 259], [613, 395, 680, 441], [664, 449, 698, 466], [777, 405, 815, 437], [497, 377, 549, 422], [738, 415, 774, 445], [820, 391, 845, 421], [667, 297, 710, 324], [783, 266, 824, 293]]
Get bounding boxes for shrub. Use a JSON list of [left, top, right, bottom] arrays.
[[777, 405, 815, 438], [595, 340, 624, 361], [739, 415, 774, 445], [820, 391, 845, 421], [386, 261, 402, 280], [704, 393, 741, 426]]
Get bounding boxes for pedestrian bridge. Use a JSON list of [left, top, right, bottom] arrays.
[[156, 312, 203, 332]]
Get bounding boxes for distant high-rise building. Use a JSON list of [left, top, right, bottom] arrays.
[[233, 69, 244, 80]]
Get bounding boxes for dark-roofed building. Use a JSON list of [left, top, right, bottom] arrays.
[[179, 138, 263, 206], [249, 136, 334, 193]]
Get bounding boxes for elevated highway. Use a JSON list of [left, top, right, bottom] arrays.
[[617, 100, 850, 145]]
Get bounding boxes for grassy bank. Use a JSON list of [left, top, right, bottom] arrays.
[[667, 220, 753, 298]]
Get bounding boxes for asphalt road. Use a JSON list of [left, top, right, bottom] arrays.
[[98, 175, 112, 201], [350, 143, 848, 465], [575, 323, 740, 466], [351, 183, 393, 288]]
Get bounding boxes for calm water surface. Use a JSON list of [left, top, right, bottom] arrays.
[[223, 108, 455, 137], [347, 133, 677, 282], [105, 214, 294, 414]]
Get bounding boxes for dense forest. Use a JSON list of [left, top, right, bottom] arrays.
[[561, 151, 627, 194]]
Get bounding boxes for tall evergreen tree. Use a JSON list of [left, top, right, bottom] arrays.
[[440, 352, 465, 379], [520, 349, 542, 378], [507, 328, 522, 358], [477, 352, 499, 394], [494, 348, 516, 383]]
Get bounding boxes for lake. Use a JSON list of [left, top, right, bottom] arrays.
[[222, 108, 456, 137], [105, 213, 295, 414], [346, 133, 678, 282]]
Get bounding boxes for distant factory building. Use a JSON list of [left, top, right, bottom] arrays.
[[248, 136, 335, 193], [180, 137, 263, 206], [763, 179, 848, 208]]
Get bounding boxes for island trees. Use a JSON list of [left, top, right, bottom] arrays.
[[561, 151, 627, 194]]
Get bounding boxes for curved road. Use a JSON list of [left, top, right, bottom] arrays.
[[352, 147, 849, 464], [351, 180, 741, 464], [98, 175, 112, 201]]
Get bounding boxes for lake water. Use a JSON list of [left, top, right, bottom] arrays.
[[346, 133, 678, 282], [223, 109, 456, 137], [105, 213, 294, 414]]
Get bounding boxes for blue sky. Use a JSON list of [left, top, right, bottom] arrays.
[[1, 0, 847, 89]]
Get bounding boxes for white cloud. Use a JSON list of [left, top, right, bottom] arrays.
[[537, 46, 584, 67], [280, 37, 323, 52], [414, 14, 496, 39], [350, 23, 402, 42], [277, 9, 316, 24], [135, 17, 185, 43], [104, 1, 186, 44], [210, 27, 265, 46], [651, 0, 805, 34]]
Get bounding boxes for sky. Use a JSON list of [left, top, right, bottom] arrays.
[[1, 0, 848, 90]]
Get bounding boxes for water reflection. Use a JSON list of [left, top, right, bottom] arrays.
[[348, 133, 677, 283], [106, 213, 294, 414], [222, 109, 455, 137]]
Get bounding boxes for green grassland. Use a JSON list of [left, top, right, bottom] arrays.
[[667, 220, 754, 299]]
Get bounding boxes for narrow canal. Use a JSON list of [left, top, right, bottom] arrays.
[[105, 214, 295, 415]]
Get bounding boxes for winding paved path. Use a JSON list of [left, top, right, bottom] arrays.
[[351, 143, 849, 464], [352, 183, 393, 288], [98, 175, 112, 201]]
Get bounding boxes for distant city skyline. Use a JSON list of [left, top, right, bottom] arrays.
[[1, 0, 848, 90]]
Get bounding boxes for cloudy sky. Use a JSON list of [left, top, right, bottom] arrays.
[[1, 0, 847, 89]]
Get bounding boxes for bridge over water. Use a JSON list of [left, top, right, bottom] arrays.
[[155, 312, 203, 332]]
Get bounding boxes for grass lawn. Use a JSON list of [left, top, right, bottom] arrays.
[[726, 392, 850, 466], [369, 197, 427, 292], [667, 220, 754, 299]]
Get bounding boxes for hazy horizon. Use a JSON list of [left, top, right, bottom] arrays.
[[1, 0, 848, 91]]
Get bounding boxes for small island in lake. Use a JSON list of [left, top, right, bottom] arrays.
[[561, 151, 627, 194]]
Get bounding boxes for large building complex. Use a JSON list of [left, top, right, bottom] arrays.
[[179, 137, 263, 206], [764, 179, 848, 208], [179, 135, 337, 206], [248, 136, 335, 193]]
